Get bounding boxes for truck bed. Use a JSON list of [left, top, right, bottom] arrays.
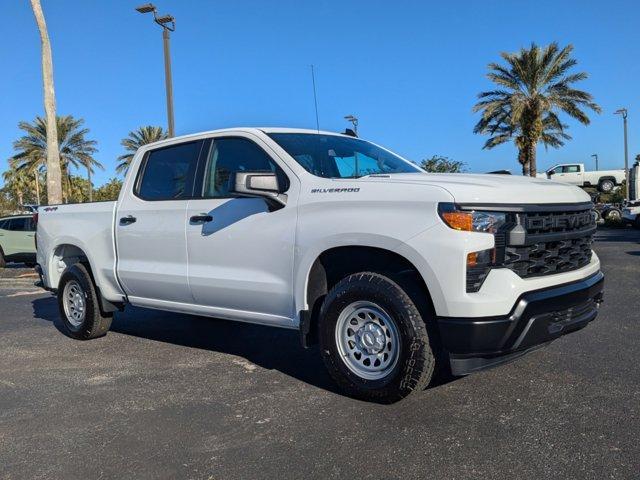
[[36, 201, 125, 301]]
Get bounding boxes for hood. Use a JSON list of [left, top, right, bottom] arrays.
[[360, 173, 591, 205]]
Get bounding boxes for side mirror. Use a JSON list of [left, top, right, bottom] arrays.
[[547, 170, 555, 176], [232, 171, 286, 207]]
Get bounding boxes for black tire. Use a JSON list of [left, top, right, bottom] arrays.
[[318, 272, 435, 403], [0, 248, 5, 268], [605, 208, 622, 221], [634, 216, 640, 230], [57, 263, 112, 340], [598, 179, 615, 193], [594, 209, 603, 224]]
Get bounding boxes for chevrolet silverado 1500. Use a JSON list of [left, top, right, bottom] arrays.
[[537, 163, 625, 193], [36, 128, 604, 402]]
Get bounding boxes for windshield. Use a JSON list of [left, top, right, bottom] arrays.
[[267, 133, 421, 179]]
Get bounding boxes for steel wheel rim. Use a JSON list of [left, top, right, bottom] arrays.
[[335, 301, 400, 380], [63, 280, 86, 327]]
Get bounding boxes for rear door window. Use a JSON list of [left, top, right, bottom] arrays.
[[136, 141, 204, 201], [7, 218, 30, 231]]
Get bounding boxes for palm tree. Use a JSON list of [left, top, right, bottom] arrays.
[[2, 166, 33, 206], [117, 126, 168, 174], [10, 115, 102, 203], [473, 42, 601, 176], [30, 0, 63, 204]]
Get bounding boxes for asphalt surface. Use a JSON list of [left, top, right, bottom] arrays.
[[1, 228, 639, 480]]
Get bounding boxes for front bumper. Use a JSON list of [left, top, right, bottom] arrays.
[[437, 271, 604, 376], [622, 211, 636, 224]]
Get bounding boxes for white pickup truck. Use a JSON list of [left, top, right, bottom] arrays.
[[36, 128, 604, 402], [537, 163, 625, 193]]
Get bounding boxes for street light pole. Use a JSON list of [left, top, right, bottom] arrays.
[[591, 153, 598, 171], [87, 160, 92, 202], [136, 3, 176, 137], [614, 108, 629, 202], [162, 27, 175, 137]]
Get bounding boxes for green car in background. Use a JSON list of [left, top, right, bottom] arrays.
[[0, 215, 36, 267]]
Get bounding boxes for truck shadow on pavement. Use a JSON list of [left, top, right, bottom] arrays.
[[31, 295, 344, 395], [594, 228, 640, 243]]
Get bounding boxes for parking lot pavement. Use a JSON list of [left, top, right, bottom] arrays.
[[1, 228, 639, 480], [0, 266, 42, 298]]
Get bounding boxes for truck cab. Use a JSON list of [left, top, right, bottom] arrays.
[[545, 163, 583, 183]]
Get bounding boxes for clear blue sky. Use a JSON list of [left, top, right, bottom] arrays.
[[1, 0, 639, 186]]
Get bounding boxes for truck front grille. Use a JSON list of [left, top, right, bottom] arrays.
[[503, 235, 593, 278], [464, 203, 596, 292], [501, 207, 595, 279]]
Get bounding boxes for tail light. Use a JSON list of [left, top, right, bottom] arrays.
[[32, 212, 38, 250]]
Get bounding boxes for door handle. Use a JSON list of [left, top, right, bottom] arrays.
[[120, 215, 137, 225], [190, 214, 213, 223]]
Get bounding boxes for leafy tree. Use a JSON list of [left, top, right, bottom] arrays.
[[10, 115, 102, 202], [0, 190, 18, 217], [117, 126, 168, 174], [473, 42, 600, 176], [420, 155, 466, 173], [94, 178, 123, 202], [2, 167, 34, 205], [66, 175, 91, 203]]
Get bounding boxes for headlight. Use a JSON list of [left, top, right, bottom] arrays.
[[438, 203, 510, 293], [438, 203, 507, 233]]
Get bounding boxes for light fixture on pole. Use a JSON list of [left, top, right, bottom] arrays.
[[591, 153, 599, 171], [135, 3, 176, 137], [344, 115, 358, 135], [614, 108, 629, 202]]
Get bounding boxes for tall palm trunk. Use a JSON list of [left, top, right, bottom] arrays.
[[518, 148, 529, 176], [34, 170, 41, 204], [527, 142, 537, 177], [30, 0, 63, 205]]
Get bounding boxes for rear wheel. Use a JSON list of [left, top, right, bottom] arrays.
[[598, 179, 615, 193], [318, 272, 435, 403], [605, 208, 622, 222], [57, 263, 112, 340]]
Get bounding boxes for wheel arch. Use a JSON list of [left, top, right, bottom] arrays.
[[49, 242, 122, 314], [598, 176, 617, 185], [299, 244, 435, 347]]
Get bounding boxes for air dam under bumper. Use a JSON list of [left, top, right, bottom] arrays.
[[438, 271, 604, 376]]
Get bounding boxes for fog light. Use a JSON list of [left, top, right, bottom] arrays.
[[467, 249, 495, 293]]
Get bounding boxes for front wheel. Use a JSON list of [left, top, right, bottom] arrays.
[[58, 263, 112, 340], [318, 272, 435, 403]]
